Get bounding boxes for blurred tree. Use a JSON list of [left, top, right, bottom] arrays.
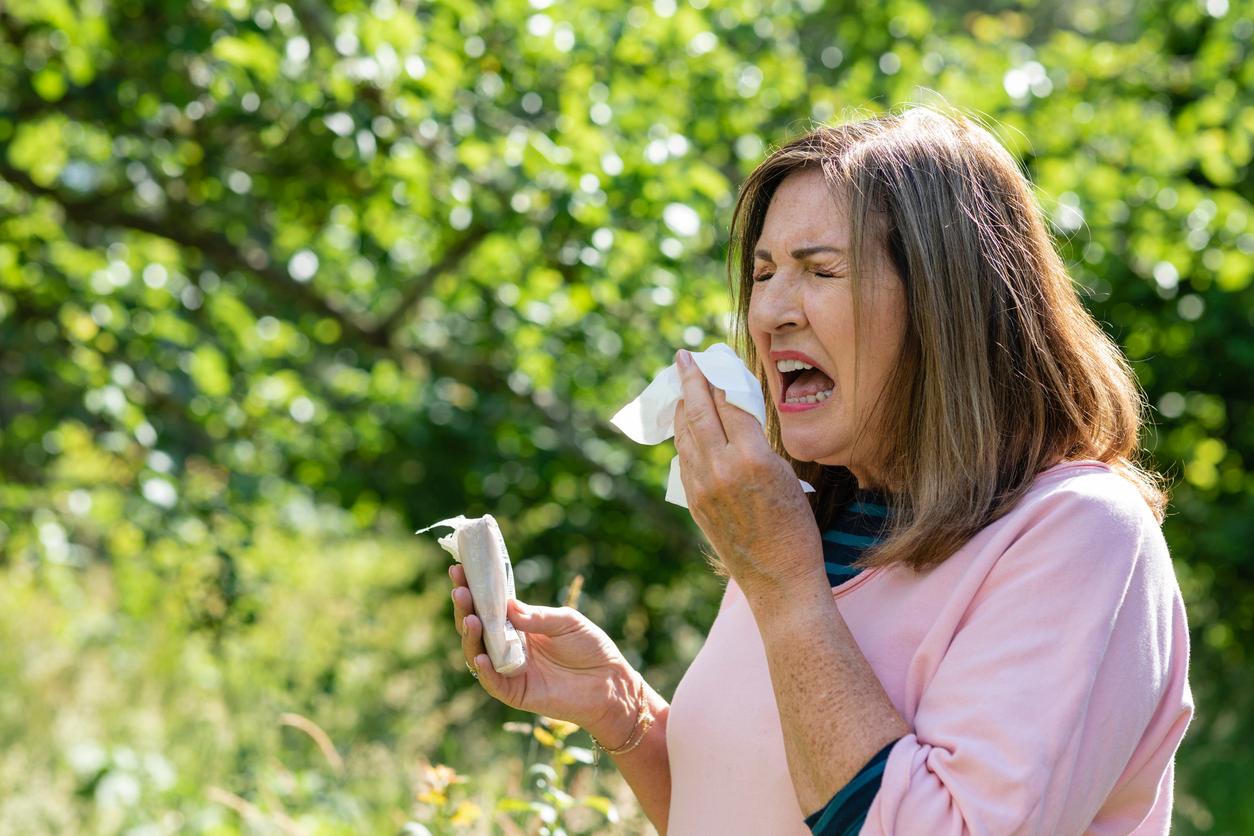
[[0, 0, 1250, 831]]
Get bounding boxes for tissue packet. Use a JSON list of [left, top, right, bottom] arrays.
[[419, 514, 528, 676]]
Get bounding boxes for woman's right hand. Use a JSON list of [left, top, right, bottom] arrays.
[[449, 564, 638, 741]]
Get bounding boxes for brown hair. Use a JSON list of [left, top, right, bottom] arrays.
[[714, 102, 1168, 576]]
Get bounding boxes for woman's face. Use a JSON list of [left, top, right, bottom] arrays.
[[747, 167, 908, 488]]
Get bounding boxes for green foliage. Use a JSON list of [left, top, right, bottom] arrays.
[[478, 716, 622, 834], [0, 0, 1251, 832]]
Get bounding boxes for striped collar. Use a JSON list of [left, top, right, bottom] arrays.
[[821, 488, 893, 588]]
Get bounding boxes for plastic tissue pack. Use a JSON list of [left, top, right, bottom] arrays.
[[419, 514, 528, 676]]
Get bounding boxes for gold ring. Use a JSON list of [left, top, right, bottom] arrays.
[[465, 660, 480, 679]]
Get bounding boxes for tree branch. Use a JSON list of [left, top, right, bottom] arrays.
[[371, 220, 494, 339], [0, 159, 386, 346]]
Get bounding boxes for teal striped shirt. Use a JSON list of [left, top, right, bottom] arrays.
[[806, 487, 903, 836]]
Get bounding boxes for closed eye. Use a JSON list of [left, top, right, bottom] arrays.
[[752, 270, 839, 283]]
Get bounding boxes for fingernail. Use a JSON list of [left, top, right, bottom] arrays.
[[462, 616, 469, 635], [676, 349, 691, 368]]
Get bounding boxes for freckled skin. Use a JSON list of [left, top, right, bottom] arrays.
[[748, 167, 908, 488]]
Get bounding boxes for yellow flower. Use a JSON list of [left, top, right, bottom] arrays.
[[417, 761, 468, 805], [539, 716, 581, 739], [450, 800, 482, 826], [417, 788, 447, 806]]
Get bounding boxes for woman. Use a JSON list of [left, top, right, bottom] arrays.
[[448, 105, 1194, 835]]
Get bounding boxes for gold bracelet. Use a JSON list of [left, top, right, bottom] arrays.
[[590, 674, 655, 766]]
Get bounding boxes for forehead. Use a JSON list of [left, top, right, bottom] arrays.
[[755, 168, 852, 254]]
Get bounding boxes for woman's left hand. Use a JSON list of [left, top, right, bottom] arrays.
[[672, 349, 823, 598]]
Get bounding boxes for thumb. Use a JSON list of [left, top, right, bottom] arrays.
[[508, 599, 579, 636]]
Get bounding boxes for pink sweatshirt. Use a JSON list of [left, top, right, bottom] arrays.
[[666, 459, 1194, 835]]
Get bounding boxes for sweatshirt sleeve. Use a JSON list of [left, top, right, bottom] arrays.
[[860, 482, 1195, 836]]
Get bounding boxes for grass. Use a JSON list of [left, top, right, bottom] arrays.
[[1, 524, 654, 834]]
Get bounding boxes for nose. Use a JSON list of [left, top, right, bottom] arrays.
[[749, 271, 806, 334]]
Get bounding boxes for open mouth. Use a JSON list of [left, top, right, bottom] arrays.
[[777, 359, 836, 406]]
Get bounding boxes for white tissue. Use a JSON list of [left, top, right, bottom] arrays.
[[610, 342, 815, 508]]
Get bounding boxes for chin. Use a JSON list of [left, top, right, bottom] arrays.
[[780, 433, 842, 465]]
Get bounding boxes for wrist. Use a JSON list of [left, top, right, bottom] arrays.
[[587, 660, 643, 747], [740, 563, 828, 614], [733, 535, 826, 602]]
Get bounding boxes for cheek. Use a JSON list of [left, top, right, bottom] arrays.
[[746, 318, 770, 360], [746, 297, 765, 335]]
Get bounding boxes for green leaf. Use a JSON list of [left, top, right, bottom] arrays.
[[212, 33, 280, 82], [495, 797, 534, 814], [558, 745, 593, 765], [189, 345, 231, 397], [580, 795, 620, 823], [32, 67, 68, 102]]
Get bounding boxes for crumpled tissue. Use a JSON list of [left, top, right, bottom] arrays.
[[610, 342, 814, 507]]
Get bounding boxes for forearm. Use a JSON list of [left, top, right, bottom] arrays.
[[592, 670, 672, 835], [744, 575, 911, 817]]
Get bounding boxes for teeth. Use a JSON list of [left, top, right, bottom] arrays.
[[775, 358, 816, 372], [785, 387, 834, 405]]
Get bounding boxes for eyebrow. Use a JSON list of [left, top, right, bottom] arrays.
[[753, 245, 847, 261]]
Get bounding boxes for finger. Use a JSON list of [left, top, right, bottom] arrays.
[[672, 402, 699, 476], [470, 651, 504, 693], [710, 384, 766, 450], [674, 350, 728, 447], [462, 612, 487, 665], [673, 400, 690, 457], [507, 598, 578, 637], [452, 585, 474, 635], [450, 563, 467, 587]]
